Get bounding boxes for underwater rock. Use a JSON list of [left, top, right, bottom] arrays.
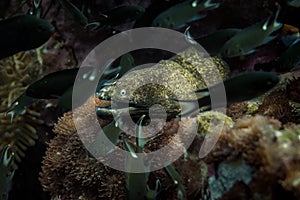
[[208, 159, 254, 200], [286, 76, 300, 103], [255, 89, 299, 124], [226, 102, 249, 120], [202, 115, 300, 199], [40, 93, 300, 199]]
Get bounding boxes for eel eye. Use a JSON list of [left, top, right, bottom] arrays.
[[120, 89, 126, 97]]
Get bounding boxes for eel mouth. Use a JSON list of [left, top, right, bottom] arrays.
[[96, 102, 182, 122]]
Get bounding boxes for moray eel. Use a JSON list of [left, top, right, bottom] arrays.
[[97, 47, 279, 120], [97, 48, 229, 119]]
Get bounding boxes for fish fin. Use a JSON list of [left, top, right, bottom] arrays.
[[262, 16, 271, 31], [123, 135, 138, 158], [2, 146, 13, 166], [5, 110, 15, 123], [265, 2, 282, 32], [272, 3, 283, 30]]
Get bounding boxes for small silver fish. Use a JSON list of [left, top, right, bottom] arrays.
[[60, 0, 101, 29], [220, 3, 282, 58], [6, 93, 38, 122], [0, 14, 54, 59], [0, 145, 15, 200], [152, 0, 219, 29], [186, 28, 241, 55], [176, 71, 279, 116]]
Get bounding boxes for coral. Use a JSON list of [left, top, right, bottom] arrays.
[[40, 98, 300, 199], [172, 157, 209, 199], [255, 89, 300, 124], [53, 96, 111, 137], [40, 97, 126, 199], [196, 111, 233, 137], [40, 133, 127, 200], [0, 109, 43, 169], [0, 51, 45, 169], [40, 95, 204, 199], [203, 115, 281, 166], [260, 124, 300, 198], [226, 102, 249, 121], [286, 77, 300, 103], [201, 115, 300, 199]]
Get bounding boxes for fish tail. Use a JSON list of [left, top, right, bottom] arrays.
[[271, 2, 283, 30], [184, 26, 198, 45], [1, 145, 14, 167], [202, 0, 220, 10]]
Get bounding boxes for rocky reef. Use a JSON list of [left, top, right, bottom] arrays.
[[39, 76, 300, 199]]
